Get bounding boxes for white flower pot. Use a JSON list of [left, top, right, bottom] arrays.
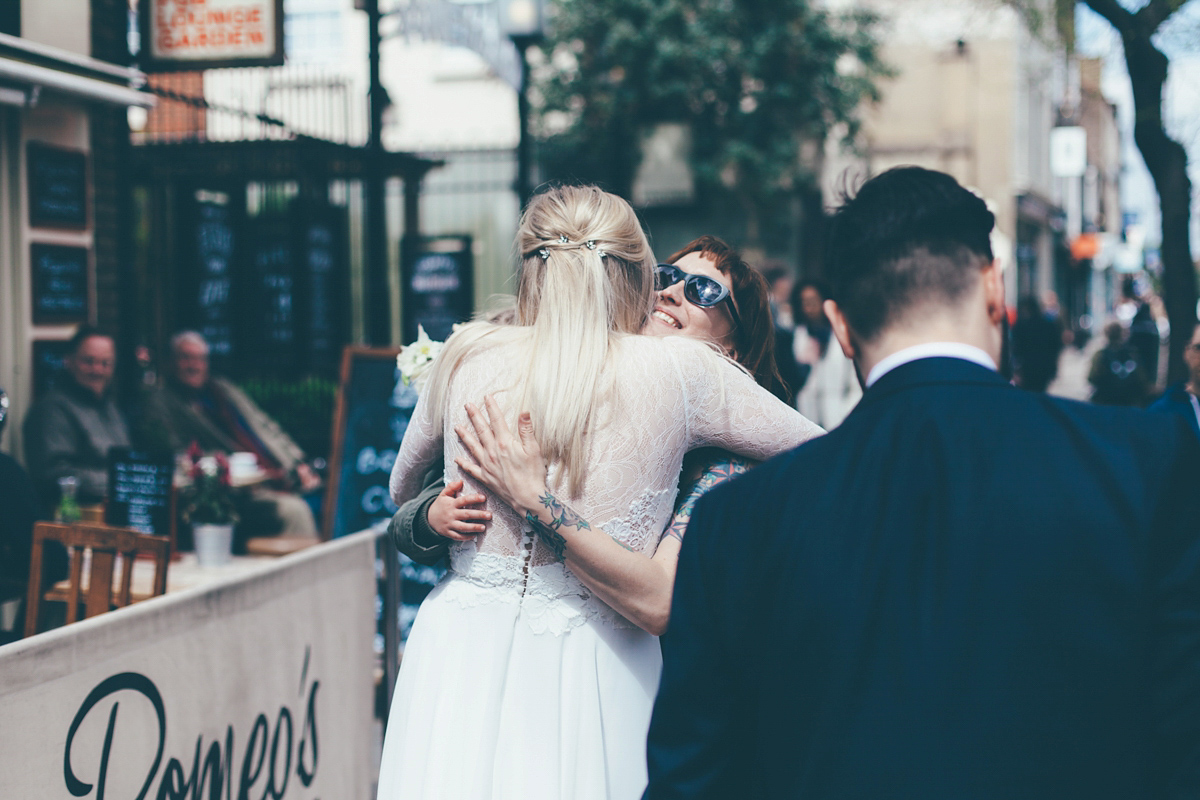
[[193, 523, 234, 567]]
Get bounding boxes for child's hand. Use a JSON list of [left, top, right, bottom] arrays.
[[428, 479, 491, 541]]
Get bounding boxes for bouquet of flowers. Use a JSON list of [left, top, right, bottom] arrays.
[[179, 442, 240, 525], [396, 325, 445, 394]]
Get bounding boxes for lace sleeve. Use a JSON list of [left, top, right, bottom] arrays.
[[388, 383, 444, 505], [667, 337, 825, 459]]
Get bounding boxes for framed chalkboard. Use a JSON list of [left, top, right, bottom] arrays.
[[105, 449, 177, 549], [30, 243, 89, 324], [28, 143, 88, 228], [324, 346, 445, 640], [245, 214, 298, 375], [323, 347, 406, 540], [401, 235, 474, 344], [191, 191, 237, 369], [295, 204, 348, 378]]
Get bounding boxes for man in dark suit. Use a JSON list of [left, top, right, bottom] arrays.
[[644, 166, 1200, 799]]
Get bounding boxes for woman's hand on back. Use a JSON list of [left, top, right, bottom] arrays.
[[455, 396, 549, 516], [427, 479, 491, 541]]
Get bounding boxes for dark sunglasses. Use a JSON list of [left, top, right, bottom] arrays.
[[654, 263, 740, 327]]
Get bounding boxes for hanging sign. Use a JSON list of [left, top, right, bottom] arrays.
[[140, 0, 285, 72]]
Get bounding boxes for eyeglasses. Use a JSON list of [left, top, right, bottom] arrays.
[[654, 263, 740, 327]]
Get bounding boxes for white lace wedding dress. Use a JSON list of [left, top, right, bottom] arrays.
[[377, 333, 823, 800]]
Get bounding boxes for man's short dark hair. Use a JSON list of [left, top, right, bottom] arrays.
[[66, 324, 113, 356], [825, 166, 995, 343]]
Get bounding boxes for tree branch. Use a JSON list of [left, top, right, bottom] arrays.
[[1080, 0, 1135, 32], [1136, 0, 1188, 34]]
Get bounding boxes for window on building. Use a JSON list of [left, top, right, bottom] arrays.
[[0, 2, 19, 37]]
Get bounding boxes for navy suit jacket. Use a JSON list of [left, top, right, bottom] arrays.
[[645, 357, 1200, 799]]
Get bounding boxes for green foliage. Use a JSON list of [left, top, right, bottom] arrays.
[[534, 0, 890, 244], [238, 376, 338, 460]]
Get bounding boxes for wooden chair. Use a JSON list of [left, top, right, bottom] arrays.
[[23, 522, 170, 638]]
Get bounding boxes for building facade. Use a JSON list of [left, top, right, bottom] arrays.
[[823, 0, 1120, 331], [0, 0, 152, 459]]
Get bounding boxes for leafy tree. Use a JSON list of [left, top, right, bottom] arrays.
[[533, 0, 889, 253]]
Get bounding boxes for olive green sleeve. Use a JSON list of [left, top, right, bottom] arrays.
[[389, 466, 450, 566]]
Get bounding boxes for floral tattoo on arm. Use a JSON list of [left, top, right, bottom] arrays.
[[664, 457, 751, 542], [526, 492, 592, 561]]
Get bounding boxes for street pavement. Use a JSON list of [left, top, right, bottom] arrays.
[[1047, 336, 1104, 402]]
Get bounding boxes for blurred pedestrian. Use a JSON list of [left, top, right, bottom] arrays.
[[1149, 321, 1200, 439], [1123, 277, 1161, 386], [792, 278, 861, 429], [760, 263, 805, 399], [22, 326, 131, 510], [1088, 321, 1150, 406], [1011, 295, 1063, 392], [137, 331, 321, 539], [761, 263, 795, 330]]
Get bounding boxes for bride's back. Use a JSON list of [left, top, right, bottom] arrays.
[[441, 331, 702, 565]]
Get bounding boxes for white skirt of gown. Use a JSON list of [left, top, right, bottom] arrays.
[[376, 545, 662, 800]]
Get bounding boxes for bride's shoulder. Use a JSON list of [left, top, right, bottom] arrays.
[[615, 334, 737, 385]]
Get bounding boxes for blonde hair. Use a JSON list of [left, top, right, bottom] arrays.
[[424, 185, 655, 497]]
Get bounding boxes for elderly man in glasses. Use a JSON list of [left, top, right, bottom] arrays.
[[23, 325, 131, 510]]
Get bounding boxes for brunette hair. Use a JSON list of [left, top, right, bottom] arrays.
[[664, 235, 784, 399]]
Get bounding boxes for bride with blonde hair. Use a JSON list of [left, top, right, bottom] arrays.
[[378, 185, 821, 799]]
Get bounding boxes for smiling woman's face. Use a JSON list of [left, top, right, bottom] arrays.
[[643, 251, 736, 352]]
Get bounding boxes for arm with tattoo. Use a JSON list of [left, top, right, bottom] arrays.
[[664, 456, 752, 542], [526, 491, 634, 560]]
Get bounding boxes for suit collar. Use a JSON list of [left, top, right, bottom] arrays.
[[856, 356, 1010, 411]]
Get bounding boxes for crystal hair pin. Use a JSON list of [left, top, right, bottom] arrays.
[[539, 249, 550, 260], [585, 240, 607, 258], [557, 235, 569, 244]]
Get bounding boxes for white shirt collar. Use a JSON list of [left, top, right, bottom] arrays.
[[865, 342, 997, 388]]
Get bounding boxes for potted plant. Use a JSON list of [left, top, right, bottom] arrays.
[[180, 442, 240, 566]]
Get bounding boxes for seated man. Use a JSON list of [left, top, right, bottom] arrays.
[[139, 331, 321, 538], [23, 326, 131, 510]]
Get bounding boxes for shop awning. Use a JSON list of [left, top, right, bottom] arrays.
[[0, 32, 154, 108]]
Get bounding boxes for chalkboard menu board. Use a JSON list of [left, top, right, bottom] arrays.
[[105, 448, 176, 544], [30, 243, 89, 324], [193, 192, 236, 367], [295, 205, 347, 378], [246, 215, 298, 375], [323, 347, 444, 639], [28, 143, 87, 228], [401, 235, 474, 344]]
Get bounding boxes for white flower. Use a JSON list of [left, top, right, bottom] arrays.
[[198, 456, 219, 477], [396, 325, 445, 393]]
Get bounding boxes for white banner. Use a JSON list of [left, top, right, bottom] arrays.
[[0, 531, 377, 799], [146, 0, 283, 69]]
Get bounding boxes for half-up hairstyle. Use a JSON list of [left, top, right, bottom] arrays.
[[423, 184, 655, 497]]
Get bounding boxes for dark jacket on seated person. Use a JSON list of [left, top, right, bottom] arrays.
[[23, 378, 131, 506], [138, 376, 309, 482], [0, 452, 66, 601]]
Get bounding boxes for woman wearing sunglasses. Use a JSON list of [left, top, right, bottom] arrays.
[[380, 190, 822, 800]]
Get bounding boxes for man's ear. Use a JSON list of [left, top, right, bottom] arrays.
[[824, 299, 857, 361], [982, 259, 1006, 325]]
